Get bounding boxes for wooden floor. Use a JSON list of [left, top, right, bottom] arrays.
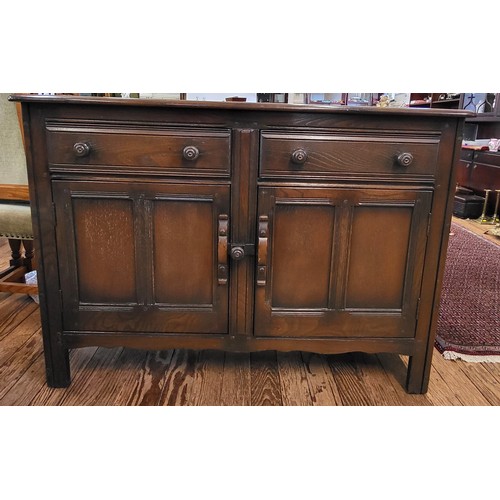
[[1, 218, 500, 406]]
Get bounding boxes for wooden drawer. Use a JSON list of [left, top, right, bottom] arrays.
[[46, 125, 231, 177], [260, 131, 440, 179], [460, 149, 475, 162]]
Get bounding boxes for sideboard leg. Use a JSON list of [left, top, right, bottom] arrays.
[[43, 343, 71, 388], [406, 347, 432, 394]]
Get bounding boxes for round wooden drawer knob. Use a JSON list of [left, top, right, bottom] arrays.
[[73, 142, 91, 157], [291, 148, 308, 165], [396, 152, 414, 167], [183, 145, 200, 161]]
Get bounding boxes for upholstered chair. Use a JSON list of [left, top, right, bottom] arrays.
[[0, 93, 37, 294]]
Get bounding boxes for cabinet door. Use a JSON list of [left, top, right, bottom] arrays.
[[456, 160, 472, 188], [53, 181, 230, 334], [254, 186, 432, 338]]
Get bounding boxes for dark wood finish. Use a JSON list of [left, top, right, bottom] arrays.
[[410, 93, 464, 110], [458, 93, 500, 212], [11, 95, 468, 394], [457, 149, 500, 213], [254, 186, 431, 338], [46, 125, 231, 178], [52, 180, 230, 334], [260, 131, 440, 179]]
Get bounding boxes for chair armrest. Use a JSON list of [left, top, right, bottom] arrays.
[[0, 184, 30, 201]]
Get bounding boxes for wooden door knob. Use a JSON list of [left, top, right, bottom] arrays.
[[230, 246, 245, 260]]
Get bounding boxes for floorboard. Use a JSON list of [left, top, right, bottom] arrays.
[[325, 353, 373, 406], [250, 351, 283, 406], [123, 350, 174, 406], [220, 352, 251, 406], [157, 349, 199, 406], [300, 352, 342, 405], [276, 351, 314, 406], [456, 361, 500, 406]]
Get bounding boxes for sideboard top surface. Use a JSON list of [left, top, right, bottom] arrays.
[[9, 94, 473, 118]]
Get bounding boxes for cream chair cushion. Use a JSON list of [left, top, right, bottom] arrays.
[[0, 203, 33, 239]]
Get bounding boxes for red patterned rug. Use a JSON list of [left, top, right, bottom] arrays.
[[435, 222, 500, 361]]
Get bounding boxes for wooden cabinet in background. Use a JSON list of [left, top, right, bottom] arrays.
[[12, 95, 468, 394], [410, 93, 464, 109], [457, 149, 500, 212]]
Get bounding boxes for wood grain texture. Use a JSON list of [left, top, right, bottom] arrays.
[[46, 126, 231, 177], [456, 362, 500, 406], [157, 349, 198, 406], [123, 350, 174, 406], [300, 352, 343, 405], [250, 351, 283, 406], [220, 352, 251, 406], [0, 327, 42, 400], [276, 351, 313, 406], [27, 347, 99, 406], [10, 94, 472, 117], [260, 131, 440, 178], [2, 227, 499, 406], [0, 294, 38, 343], [325, 353, 373, 406], [17, 97, 467, 393], [187, 350, 225, 405], [354, 353, 416, 406], [42, 347, 124, 406], [0, 273, 500, 406], [376, 354, 432, 406], [430, 352, 491, 406], [0, 184, 30, 201]]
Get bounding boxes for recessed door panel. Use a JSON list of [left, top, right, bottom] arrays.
[[73, 197, 136, 304], [346, 205, 412, 310], [272, 203, 335, 309], [153, 198, 213, 305]]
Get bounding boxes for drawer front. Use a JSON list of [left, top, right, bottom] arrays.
[[46, 126, 231, 177], [460, 149, 475, 162], [260, 132, 440, 179]]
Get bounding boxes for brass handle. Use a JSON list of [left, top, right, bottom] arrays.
[[183, 145, 200, 161], [257, 216, 269, 286], [396, 152, 413, 167], [217, 215, 229, 285], [73, 142, 91, 157], [291, 148, 308, 165], [230, 246, 245, 260]]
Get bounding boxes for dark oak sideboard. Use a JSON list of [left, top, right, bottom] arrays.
[[12, 95, 468, 394]]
